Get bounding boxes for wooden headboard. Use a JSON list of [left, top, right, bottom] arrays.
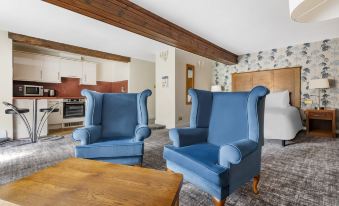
[[232, 67, 301, 107]]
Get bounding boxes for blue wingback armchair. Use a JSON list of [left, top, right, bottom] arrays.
[[163, 86, 268, 205], [73, 89, 152, 165]]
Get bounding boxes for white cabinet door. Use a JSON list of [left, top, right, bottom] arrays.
[[13, 52, 42, 82], [81, 61, 97, 85], [60, 58, 82, 78], [42, 55, 61, 83], [13, 99, 48, 139], [47, 99, 63, 125]]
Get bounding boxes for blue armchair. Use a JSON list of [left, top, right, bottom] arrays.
[[163, 86, 268, 205], [73, 89, 152, 166]]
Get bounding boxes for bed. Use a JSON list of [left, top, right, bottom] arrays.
[[232, 67, 303, 146]]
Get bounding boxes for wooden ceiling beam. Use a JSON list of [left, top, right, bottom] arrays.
[[8, 32, 131, 62], [43, 0, 238, 64]]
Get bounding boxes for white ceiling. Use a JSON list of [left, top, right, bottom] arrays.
[[131, 0, 339, 54], [0, 0, 338, 63], [0, 0, 167, 62]]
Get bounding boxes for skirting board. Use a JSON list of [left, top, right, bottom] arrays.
[[0, 130, 7, 138]]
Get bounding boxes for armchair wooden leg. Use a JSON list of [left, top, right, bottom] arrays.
[[253, 175, 260, 194], [212, 197, 226, 206]]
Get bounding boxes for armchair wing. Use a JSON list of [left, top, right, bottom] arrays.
[[134, 89, 152, 142], [169, 128, 208, 147], [219, 139, 258, 166]]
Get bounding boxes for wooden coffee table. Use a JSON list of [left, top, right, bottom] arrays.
[[0, 158, 183, 206]]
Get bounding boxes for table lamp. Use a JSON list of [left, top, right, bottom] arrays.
[[309, 78, 329, 110]]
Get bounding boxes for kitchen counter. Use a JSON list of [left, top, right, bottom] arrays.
[[13, 96, 85, 99]]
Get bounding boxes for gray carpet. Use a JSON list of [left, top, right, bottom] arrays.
[[0, 130, 338, 206]]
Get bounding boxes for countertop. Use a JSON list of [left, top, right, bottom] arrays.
[[13, 96, 85, 100]]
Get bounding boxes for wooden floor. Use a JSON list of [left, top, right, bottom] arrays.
[[48, 128, 77, 136]]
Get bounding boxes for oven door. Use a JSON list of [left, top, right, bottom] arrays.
[[63, 102, 85, 119]]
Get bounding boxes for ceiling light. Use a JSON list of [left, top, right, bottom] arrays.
[[289, 0, 339, 22]]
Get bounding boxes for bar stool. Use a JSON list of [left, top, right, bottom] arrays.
[[37, 103, 61, 140], [3, 101, 32, 141]]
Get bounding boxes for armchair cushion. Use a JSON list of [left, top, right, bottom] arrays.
[[169, 128, 208, 147], [219, 139, 258, 166], [135, 125, 151, 141], [164, 143, 229, 186], [101, 93, 138, 138], [75, 137, 143, 159], [73, 125, 102, 145]]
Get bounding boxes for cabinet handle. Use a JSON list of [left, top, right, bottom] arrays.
[[85, 75, 87, 82], [40, 70, 43, 80], [58, 72, 60, 81]]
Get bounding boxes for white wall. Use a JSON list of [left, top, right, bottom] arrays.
[[175, 49, 214, 126], [0, 30, 13, 138], [128, 58, 155, 119], [155, 47, 176, 128]]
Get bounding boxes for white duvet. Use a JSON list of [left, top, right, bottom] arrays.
[[264, 106, 303, 140]]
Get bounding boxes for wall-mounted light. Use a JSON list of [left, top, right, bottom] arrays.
[[160, 50, 169, 61], [197, 60, 204, 68]]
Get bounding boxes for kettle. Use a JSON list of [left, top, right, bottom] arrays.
[[49, 89, 56, 97]]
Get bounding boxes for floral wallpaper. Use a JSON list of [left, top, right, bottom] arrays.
[[213, 38, 339, 110]]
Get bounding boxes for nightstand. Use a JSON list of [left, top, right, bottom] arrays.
[[305, 109, 336, 138]]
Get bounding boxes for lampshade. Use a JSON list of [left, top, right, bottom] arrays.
[[289, 0, 339, 23], [211, 85, 222, 92], [309, 79, 330, 89]]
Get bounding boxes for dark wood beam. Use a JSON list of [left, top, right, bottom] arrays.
[[43, 0, 238, 64], [8, 32, 131, 62]]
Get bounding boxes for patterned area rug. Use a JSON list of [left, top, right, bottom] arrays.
[[0, 130, 338, 206]]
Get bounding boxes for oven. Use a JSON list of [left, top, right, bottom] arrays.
[[63, 99, 85, 119]]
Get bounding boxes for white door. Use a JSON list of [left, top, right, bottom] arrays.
[[47, 99, 63, 125], [81, 61, 97, 85], [13, 52, 42, 82], [42, 55, 61, 83], [60, 58, 82, 78]]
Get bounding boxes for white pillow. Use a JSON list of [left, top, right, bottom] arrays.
[[265, 90, 290, 108]]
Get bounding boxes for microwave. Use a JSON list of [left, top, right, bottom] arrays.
[[14, 85, 44, 97]]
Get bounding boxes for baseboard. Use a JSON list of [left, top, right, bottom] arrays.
[[0, 129, 8, 138]]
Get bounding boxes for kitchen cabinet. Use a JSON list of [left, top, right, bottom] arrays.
[[81, 61, 97, 85], [47, 99, 63, 125], [13, 52, 61, 83], [13, 99, 48, 139], [42, 55, 61, 83], [60, 58, 82, 78], [13, 51, 42, 82], [13, 51, 97, 85]]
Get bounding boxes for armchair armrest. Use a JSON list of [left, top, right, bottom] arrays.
[[73, 125, 102, 145], [135, 124, 151, 141], [219, 139, 258, 166], [169, 128, 208, 147]]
